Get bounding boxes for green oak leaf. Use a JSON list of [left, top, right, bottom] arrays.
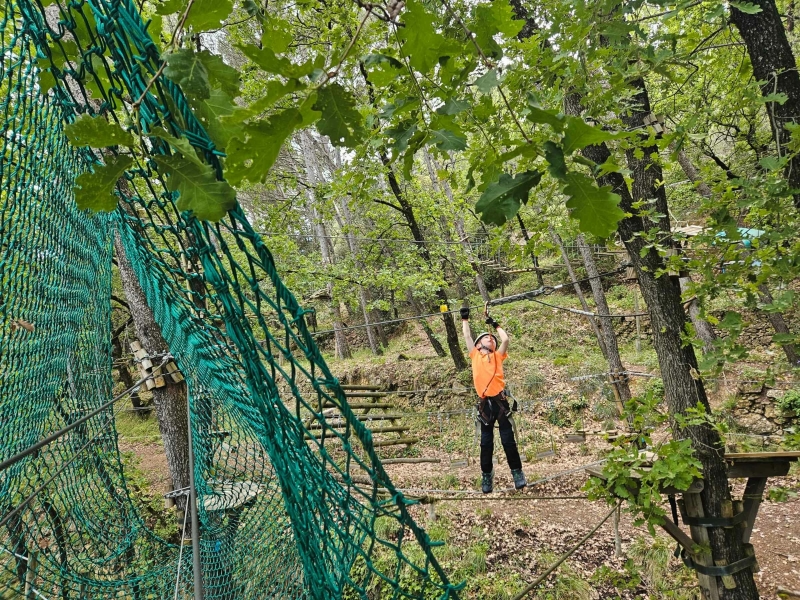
[[298, 92, 322, 127], [261, 17, 293, 52], [74, 155, 133, 212], [363, 54, 404, 88], [185, 0, 233, 32], [402, 132, 427, 179], [385, 123, 418, 152], [379, 96, 419, 120], [225, 109, 304, 185], [475, 170, 542, 226], [475, 70, 499, 94], [526, 102, 565, 131], [196, 51, 241, 98], [429, 128, 467, 151], [194, 89, 240, 149], [563, 171, 626, 237], [436, 98, 470, 116], [148, 127, 204, 165], [471, 2, 523, 58], [156, 0, 184, 15], [222, 79, 304, 125], [543, 141, 566, 180], [313, 83, 365, 147], [236, 44, 315, 78], [399, 0, 448, 73], [164, 49, 211, 101], [730, 1, 762, 13], [154, 154, 236, 221], [363, 53, 404, 69], [64, 114, 133, 148], [562, 117, 625, 155]]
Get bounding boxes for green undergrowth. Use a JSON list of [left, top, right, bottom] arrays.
[[115, 410, 162, 441], [119, 451, 179, 541]]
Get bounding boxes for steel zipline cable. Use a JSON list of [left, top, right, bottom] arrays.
[[310, 264, 632, 336]]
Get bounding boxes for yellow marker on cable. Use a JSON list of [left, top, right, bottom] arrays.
[[440, 304, 448, 313]]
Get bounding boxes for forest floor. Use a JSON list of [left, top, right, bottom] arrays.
[[117, 410, 800, 599], [115, 273, 800, 598]]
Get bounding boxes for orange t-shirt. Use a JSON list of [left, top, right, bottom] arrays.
[[470, 347, 508, 398]]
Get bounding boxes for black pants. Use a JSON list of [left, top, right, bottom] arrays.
[[478, 393, 523, 474]]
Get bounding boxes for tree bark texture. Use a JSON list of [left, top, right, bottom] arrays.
[[674, 147, 713, 198], [301, 133, 351, 359], [576, 235, 632, 405], [516, 214, 545, 287], [564, 92, 760, 599], [758, 284, 800, 367], [679, 277, 718, 354], [114, 233, 190, 509], [337, 197, 382, 356], [550, 228, 608, 358], [407, 291, 446, 358], [380, 151, 467, 370], [730, 0, 800, 209], [423, 151, 489, 302]]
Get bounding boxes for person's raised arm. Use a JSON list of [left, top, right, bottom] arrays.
[[496, 326, 509, 356], [486, 315, 509, 355], [460, 307, 474, 352]]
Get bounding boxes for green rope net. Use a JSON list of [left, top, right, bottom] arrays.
[[0, 0, 461, 597]]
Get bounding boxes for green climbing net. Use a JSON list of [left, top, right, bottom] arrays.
[[0, 0, 460, 598]]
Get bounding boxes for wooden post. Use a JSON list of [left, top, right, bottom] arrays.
[[24, 552, 37, 600], [741, 477, 767, 544], [613, 505, 622, 558], [681, 494, 721, 600]]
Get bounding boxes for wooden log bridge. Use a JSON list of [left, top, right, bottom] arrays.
[[587, 451, 800, 600]]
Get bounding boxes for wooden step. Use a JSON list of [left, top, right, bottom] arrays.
[[308, 425, 410, 434], [345, 392, 389, 398], [307, 414, 404, 427], [308, 436, 419, 448], [323, 402, 395, 410], [372, 437, 419, 447], [339, 384, 383, 391]]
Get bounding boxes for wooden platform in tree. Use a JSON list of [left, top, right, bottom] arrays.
[[587, 451, 800, 600], [202, 481, 261, 512]]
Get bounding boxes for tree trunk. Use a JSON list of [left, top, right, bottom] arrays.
[[550, 228, 608, 358], [407, 291, 446, 357], [730, 0, 800, 209], [114, 233, 190, 509], [380, 151, 467, 370], [336, 197, 382, 356], [111, 321, 148, 415], [516, 214, 545, 287], [423, 151, 490, 302], [758, 284, 800, 367], [576, 235, 632, 407], [301, 133, 351, 359], [680, 277, 718, 354], [565, 92, 759, 599], [674, 147, 713, 198]]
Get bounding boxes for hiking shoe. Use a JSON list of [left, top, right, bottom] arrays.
[[511, 468, 527, 490], [481, 471, 494, 494]]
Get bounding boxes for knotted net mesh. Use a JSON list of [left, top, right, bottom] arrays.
[[0, 1, 459, 597]]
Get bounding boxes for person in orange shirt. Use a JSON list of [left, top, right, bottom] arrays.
[[460, 306, 526, 493]]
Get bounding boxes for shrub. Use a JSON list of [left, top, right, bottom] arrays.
[[777, 389, 800, 415]]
